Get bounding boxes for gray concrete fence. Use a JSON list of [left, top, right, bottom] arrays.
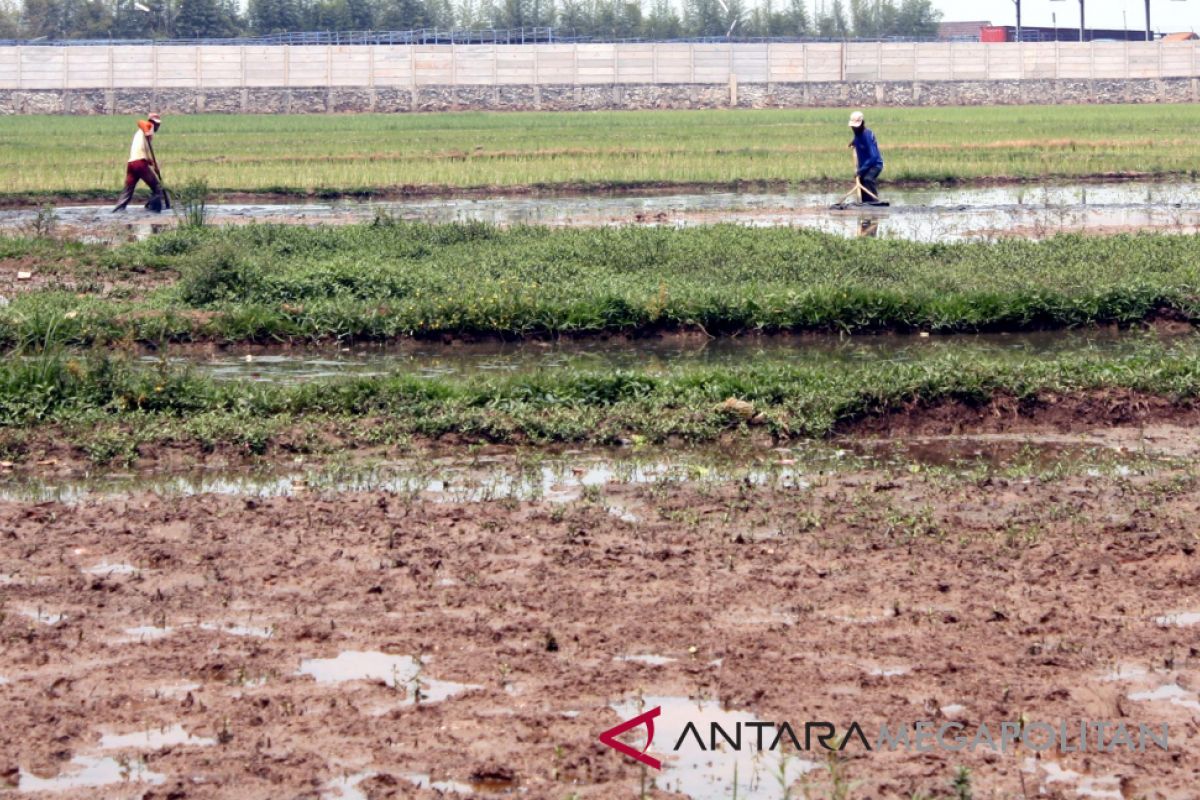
[[2, 41, 1198, 113]]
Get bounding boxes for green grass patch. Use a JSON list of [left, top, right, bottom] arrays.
[[3, 222, 1200, 346], [4, 340, 1200, 455]]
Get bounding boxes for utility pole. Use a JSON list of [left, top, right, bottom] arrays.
[[1144, 0, 1151, 41], [1079, 0, 1085, 42], [1012, 0, 1021, 42]]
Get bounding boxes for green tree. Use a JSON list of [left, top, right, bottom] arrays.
[[684, 0, 741, 37], [815, 0, 848, 37], [20, 0, 117, 39], [849, 0, 874, 37], [249, 0, 302, 33], [644, 0, 681, 38], [174, 0, 240, 37], [0, 1, 19, 36], [112, 0, 162, 37], [895, 0, 939, 38], [344, 0, 374, 27], [556, 0, 592, 34], [745, 0, 809, 36]]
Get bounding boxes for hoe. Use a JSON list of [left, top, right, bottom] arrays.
[[830, 149, 890, 211]]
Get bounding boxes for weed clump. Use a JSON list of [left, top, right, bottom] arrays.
[[179, 241, 263, 306]]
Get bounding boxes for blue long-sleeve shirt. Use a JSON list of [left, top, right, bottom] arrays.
[[851, 128, 883, 175]]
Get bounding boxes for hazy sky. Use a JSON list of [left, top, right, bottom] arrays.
[[929, 0, 1199, 33]]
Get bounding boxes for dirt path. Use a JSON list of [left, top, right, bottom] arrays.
[[1, 424, 1198, 798]]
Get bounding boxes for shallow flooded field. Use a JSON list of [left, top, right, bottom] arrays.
[[5, 180, 1199, 244], [126, 328, 1181, 383]]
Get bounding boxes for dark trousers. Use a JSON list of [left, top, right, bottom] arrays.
[[858, 165, 883, 203], [113, 159, 162, 211]]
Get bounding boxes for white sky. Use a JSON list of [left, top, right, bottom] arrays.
[[929, 0, 1199, 33]]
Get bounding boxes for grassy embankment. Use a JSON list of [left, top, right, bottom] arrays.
[[3, 222, 1199, 346], [3, 105, 1200, 200], [1, 338, 1199, 463]]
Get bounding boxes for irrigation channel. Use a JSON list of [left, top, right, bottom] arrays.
[[5, 327, 1194, 503], [133, 327, 1180, 382], [5, 180, 1199, 243]]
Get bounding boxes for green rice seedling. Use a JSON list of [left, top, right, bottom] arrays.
[[951, 766, 973, 800], [4, 106, 1200, 199], [24, 204, 58, 239], [174, 178, 211, 229]]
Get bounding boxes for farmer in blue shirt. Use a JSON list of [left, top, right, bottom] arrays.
[[847, 111, 885, 205]]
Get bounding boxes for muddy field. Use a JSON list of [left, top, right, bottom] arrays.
[[2, 414, 1199, 799]]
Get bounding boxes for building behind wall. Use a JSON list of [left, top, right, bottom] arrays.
[[938, 21, 992, 41], [982, 25, 1164, 43]]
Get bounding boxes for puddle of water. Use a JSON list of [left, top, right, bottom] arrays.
[[18, 608, 67, 625], [615, 654, 676, 666], [116, 328, 1184, 386], [10, 180, 1200, 244], [324, 771, 372, 800], [0, 413, 1181, 507], [611, 696, 818, 800], [1099, 664, 1149, 682], [296, 651, 479, 704], [0, 447, 831, 505], [866, 666, 910, 677], [198, 621, 273, 638], [606, 504, 641, 523], [404, 772, 478, 794], [18, 755, 165, 793], [1127, 683, 1200, 712], [120, 625, 174, 642], [403, 771, 518, 795], [118, 621, 271, 642], [1154, 611, 1200, 627], [149, 681, 200, 698], [939, 703, 966, 716], [82, 562, 138, 576], [1022, 757, 1121, 799], [99, 723, 216, 750]]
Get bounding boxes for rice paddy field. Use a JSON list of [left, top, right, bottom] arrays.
[[2, 104, 1200, 800], [4, 104, 1200, 200]]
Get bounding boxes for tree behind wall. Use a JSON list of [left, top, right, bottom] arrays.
[[815, 0, 848, 37], [249, 0, 302, 34], [684, 0, 744, 37], [643, 0, 682, 38], [743, 0, 809, 36], [0, 0, 17, 36], [895, 0, 939, 38], [174, 0, 240, 37], [9, 0, 945, 41]]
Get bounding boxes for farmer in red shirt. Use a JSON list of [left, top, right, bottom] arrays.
[[113, 113, 165, 212]]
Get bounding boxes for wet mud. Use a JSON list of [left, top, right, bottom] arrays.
[[2, 418, 1200, 798]]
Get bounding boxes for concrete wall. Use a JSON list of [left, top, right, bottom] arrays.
[[1, 42, 1198, 113]]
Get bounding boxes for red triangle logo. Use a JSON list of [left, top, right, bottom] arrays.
[[598, 706, 662, 770]]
